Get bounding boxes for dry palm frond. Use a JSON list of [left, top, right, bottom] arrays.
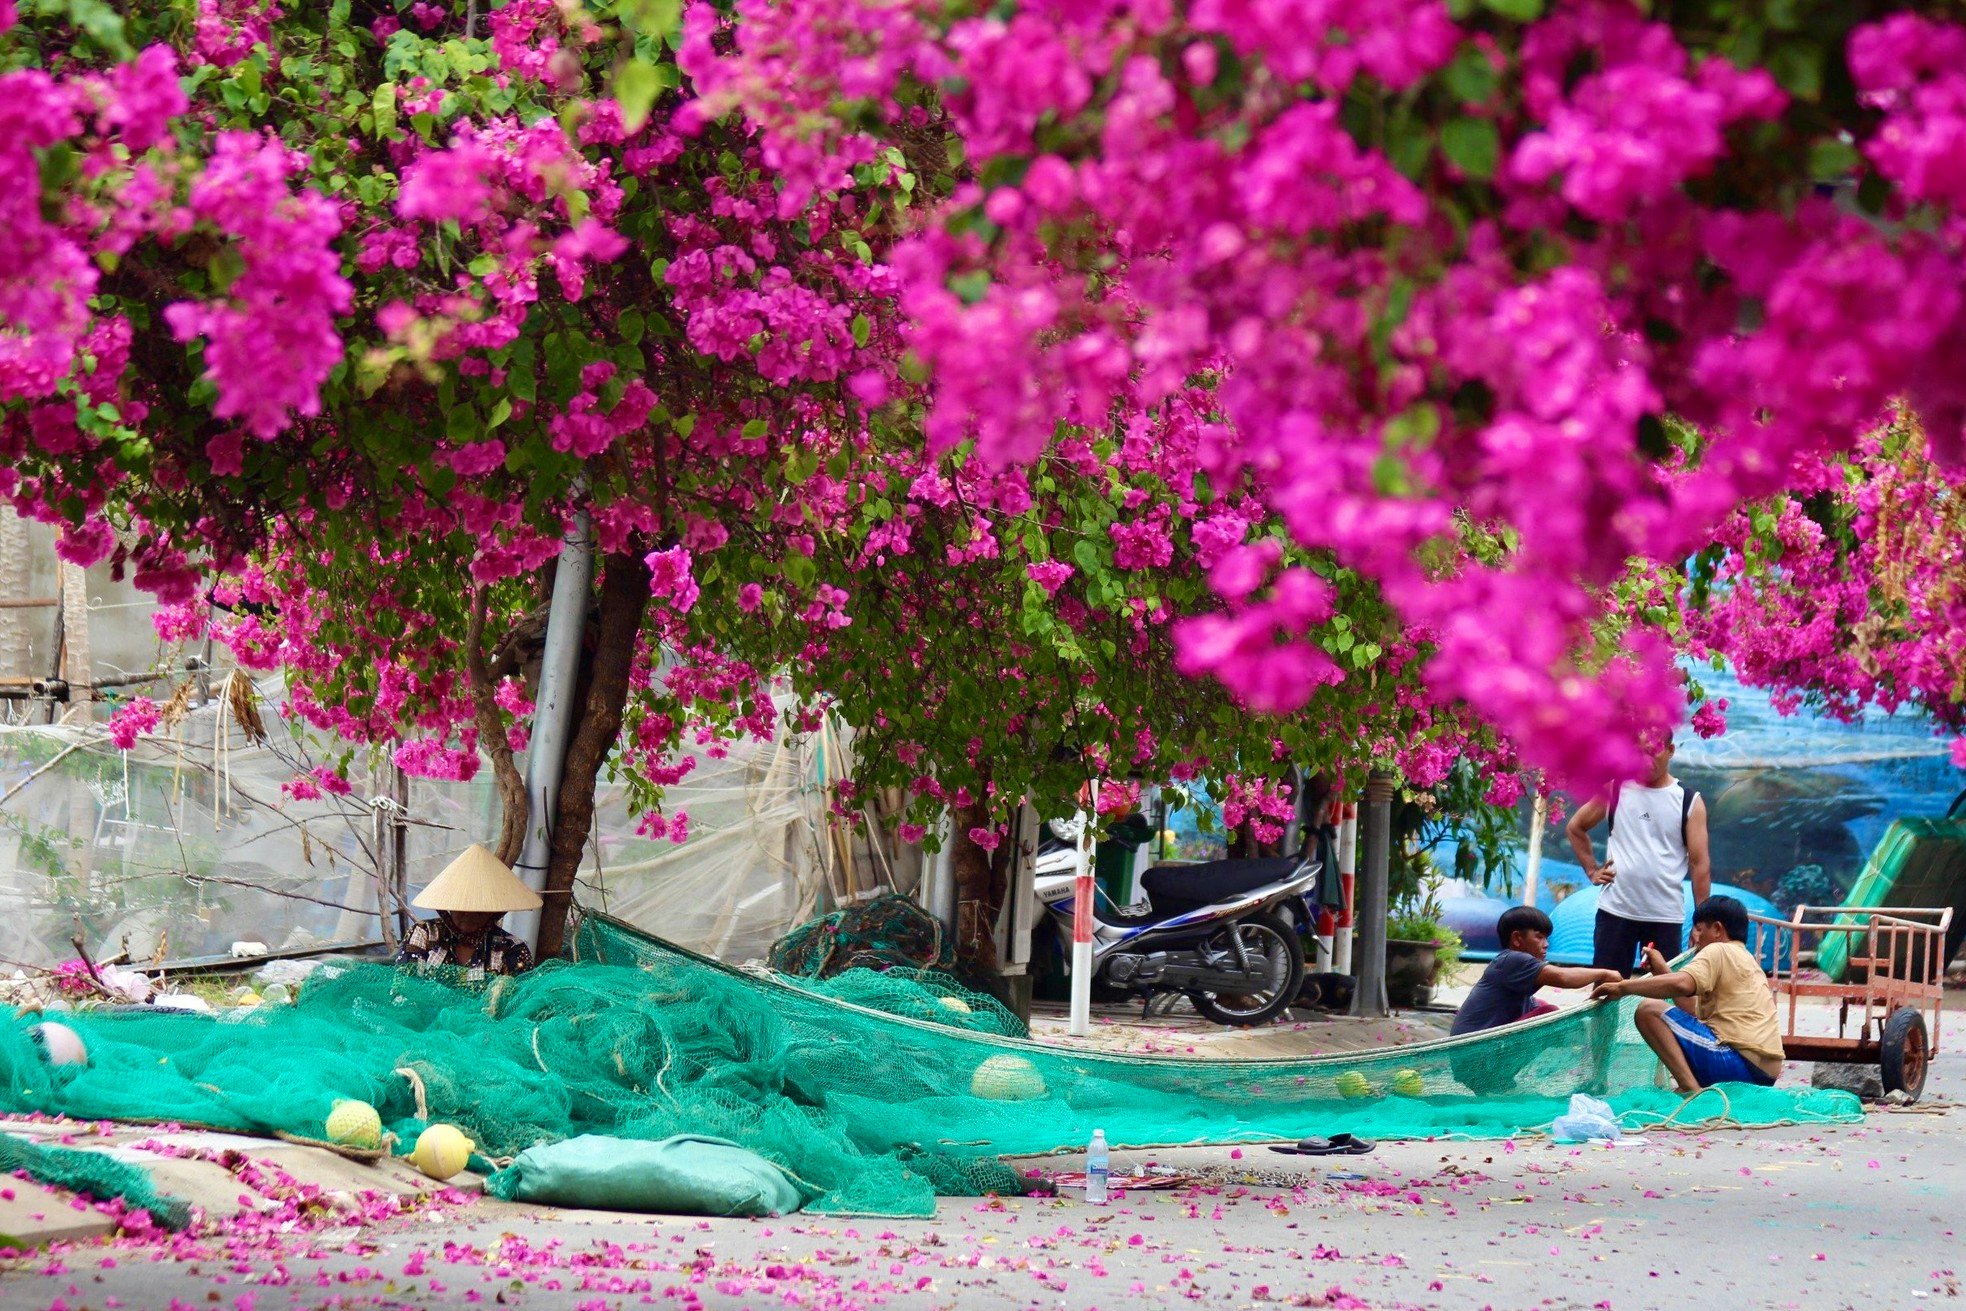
[[226, 672, 267, 744], [158, 679, 196, 730]]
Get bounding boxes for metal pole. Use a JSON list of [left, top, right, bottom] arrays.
[[506, 510, 594, 952], [1522, 791, 1548, 908], [1351, 772, 1394, 1018], [1068, 787, 1097, 1038], [923, 810, 958, 934], [1333, 804, 1358, 974]]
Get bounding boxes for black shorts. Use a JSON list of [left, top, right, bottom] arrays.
[[1593, 909, 1683, 977]]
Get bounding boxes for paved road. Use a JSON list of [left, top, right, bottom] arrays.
[[0, 1035, 1958, 1310]]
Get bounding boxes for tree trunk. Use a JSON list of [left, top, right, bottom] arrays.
[[950, 799, 1004, 974], [533, 549, 650, 959], [465, 585, 530, 867]]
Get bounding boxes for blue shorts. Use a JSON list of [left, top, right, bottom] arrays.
[[1662, 1009, 1776, 1088]]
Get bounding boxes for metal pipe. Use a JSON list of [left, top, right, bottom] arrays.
[[505, 510, 594, 952], [924, 810, 958, 933], [3, 658, 213, 701]]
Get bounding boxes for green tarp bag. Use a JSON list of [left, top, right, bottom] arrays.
[[484, 1133, 812, 1217]]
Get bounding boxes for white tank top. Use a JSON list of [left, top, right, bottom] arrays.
[[1599, 780, 1689, 923]]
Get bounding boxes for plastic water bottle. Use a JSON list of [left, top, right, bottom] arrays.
[[1085, 1129, 1110, 1205]]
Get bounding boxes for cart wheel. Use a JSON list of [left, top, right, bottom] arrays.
[[1880, 1007, 1929, 1102]]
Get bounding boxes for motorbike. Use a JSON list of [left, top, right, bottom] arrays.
[[1033, 831, 1317, 1027]]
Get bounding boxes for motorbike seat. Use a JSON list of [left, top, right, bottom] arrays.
[[1139, 857, 1304, 914]]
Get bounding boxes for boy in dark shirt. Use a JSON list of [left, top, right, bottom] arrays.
[[1452, 907, 1622, 1036], [1450, 907, 1622, 1096]]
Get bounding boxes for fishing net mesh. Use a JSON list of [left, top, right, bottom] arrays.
[[0, 1134, 190, 1231], [0, 911, 1861, 1218]]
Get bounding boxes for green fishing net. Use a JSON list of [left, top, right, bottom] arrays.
[[0, 911, 1862, 1218], [0, 1134, 190, 1231], [767, 893, 955, 978]]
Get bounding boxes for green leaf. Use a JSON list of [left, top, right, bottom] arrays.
[[208, 246, 246, 294], [1479, 0, 1542, 19], [1384, 404, 1440, 450], [1439, 117, 1500, 181], [1766, 42, 1824, 101], [613, 58, 661, 134], [1072, 539, 1100, 572], [372, 83, 398, 138], [949, 270, 991, 304], [742, 418, 769, 439], [1806, 137, 1860, 181], [619, 0, 682, 34], [446, 406, 479, 443], [64, 0, 130, 55], [1442, 46, 1499, 105], [851, 313, 870, 348], [1371, 454, 1412, 496], [486, 398, 512, 429], [1384, 119, 1431, 181]]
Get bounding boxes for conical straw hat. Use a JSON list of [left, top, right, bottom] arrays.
[[412, 844, 543, 913]]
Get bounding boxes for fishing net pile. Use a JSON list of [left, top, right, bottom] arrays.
[[0, 912, 1862, 1217], [765, 893, 1029, 1037], [767, 893, 953, 978]]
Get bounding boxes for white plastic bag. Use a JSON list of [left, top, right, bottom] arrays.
[[1550, 1093, 1622, 1142], [96, 965, 155, 1004]]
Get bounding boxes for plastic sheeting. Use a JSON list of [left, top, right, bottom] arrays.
[[0, 674, 917, 970]]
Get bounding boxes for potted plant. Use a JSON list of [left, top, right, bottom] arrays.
[[1385, 881, 1465, 1009]]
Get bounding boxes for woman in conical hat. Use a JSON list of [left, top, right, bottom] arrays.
[[396, 844, 542, 977]]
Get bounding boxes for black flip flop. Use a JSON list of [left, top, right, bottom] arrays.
[[1268, 1134, 1378, 1157], [1269, 1134, 1378, 1157]]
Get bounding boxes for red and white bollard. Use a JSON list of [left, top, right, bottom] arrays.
[[1068, 784, 1098, 1038], [1069, 860, 1096, 1037]]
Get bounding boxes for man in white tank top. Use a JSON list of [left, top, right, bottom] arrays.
[[1563, 740, 1711, 976]]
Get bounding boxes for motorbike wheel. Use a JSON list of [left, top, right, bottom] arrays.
[[1191, 913, 1305, 1027]]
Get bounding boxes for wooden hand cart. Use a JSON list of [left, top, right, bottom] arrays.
[[1746, 906, 1951, 1102]]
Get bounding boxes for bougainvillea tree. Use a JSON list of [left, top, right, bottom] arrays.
[[686, 0, 1966, 791], [1691, 413, 1966, 764], [21, 0, 1966, 958], [0, 0, 1524, 959]]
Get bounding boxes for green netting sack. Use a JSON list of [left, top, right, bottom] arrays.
[[484, 1134, 812, 1216]]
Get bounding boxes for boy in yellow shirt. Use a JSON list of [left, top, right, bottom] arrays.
[[1591, 895, 1785, 1093]]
